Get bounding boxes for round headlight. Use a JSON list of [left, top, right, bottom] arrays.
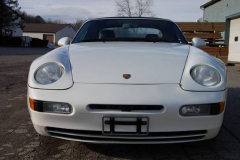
[[191, 65, 221, 87], [35, 63, 64, 84]]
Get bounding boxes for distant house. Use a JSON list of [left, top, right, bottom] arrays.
[[2, 17, 23, 37], [23, 23, 76, 45], [1, 4, 23, 37], [200, 0, 240, 63]]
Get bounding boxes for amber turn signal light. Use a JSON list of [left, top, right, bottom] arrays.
[[29, 98, 35, 110], [219, 101, 226, 113]]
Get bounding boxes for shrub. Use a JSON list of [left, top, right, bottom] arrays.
[[8, 37, 22, 46], [30, 38, 49, 47], [0, 37, 22, 46]]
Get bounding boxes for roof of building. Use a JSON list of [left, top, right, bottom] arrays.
[[200, 0, 221, 9], [23, 23, 73, 33]]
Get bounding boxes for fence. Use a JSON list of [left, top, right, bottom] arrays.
[[176, 22, 228, 65], [177, 22, 226, 44]]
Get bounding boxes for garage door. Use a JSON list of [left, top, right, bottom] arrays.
[[228, 18, 240, 62], [43, 34, 54, 44]]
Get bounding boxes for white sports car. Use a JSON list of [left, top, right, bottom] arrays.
[[28, 17, 227, 144]]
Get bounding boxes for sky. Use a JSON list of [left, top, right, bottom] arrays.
[[18, 0, 210, 22]]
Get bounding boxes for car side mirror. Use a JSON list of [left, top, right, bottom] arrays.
[[192, 38, 206, 48], [58, 37, 70, 46]]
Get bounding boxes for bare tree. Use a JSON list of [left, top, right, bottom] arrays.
[[135, 0, 154, 17], [115, 0, 154, 17], [71, 19, 85, 31], [71, 17, 92, 31], [45, 18, 66, 24], [116, 0, 133, 17], [21, 10, 92, 31]]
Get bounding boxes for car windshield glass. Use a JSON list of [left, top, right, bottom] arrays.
[[72, 19, 188, 44]]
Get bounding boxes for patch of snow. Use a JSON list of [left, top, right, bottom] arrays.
[[47, 42, 56, 49]]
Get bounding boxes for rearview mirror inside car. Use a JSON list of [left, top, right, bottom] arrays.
[[122, 23, 138, 29]]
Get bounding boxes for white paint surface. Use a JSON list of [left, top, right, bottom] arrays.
[[69, 42, 189, 84], [12, 27, 23, 37], [228, 18, 240, 62]]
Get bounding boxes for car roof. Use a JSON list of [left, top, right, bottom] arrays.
[[90, 17, 175, 23]]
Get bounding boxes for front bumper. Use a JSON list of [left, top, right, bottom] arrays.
[[28, 83, 227, 144]]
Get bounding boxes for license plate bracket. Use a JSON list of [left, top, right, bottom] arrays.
[[102, 116, 149, 136]]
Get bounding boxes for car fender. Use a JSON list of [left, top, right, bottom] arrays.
[[28, 46, 73, 90], [180, 46, 227, 92]]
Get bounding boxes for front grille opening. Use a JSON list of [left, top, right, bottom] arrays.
[[88, 104, 164, 112], [49, 132, 205, 142], [46, 127, 207, 137]]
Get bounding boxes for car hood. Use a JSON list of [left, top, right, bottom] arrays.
[[69, 42, 190, 84]]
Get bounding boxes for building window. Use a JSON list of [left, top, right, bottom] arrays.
[[5, 30, 13, 37]]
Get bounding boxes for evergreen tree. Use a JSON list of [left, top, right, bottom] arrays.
[[0, 0, 24, 36], [34, 15, 46, 23], [22, 12, 46, 23]]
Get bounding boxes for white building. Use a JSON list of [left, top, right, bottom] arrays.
[[2, 17, 23, 37], [200, 0, 240, 63], [1, 7, 23, 37], [23, 23, 76, 45]]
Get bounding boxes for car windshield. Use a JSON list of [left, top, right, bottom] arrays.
[[72, 19, 188, 44]]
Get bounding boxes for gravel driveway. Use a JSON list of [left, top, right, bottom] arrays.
[[0, 47, 53, 55]]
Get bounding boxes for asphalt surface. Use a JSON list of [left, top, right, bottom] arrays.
[[0, 47, 54, 55], [0, 47, 240, 160]]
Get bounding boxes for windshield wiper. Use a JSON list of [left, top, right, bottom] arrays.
[[77, 39, 107, 43], [145, 39, 170, 43], [122, 38, 170, 43], [77, 38, 170, 43]]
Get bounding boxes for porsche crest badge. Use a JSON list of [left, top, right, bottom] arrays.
[[123, 74, 131, 79]]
